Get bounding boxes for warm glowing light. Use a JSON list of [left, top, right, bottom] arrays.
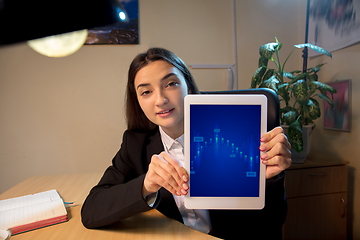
[[27, 29, 88, 57]]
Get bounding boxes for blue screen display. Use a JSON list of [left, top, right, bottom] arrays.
[[190, 104, 261, 197]]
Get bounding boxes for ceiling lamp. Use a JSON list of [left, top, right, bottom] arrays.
[[27, 29, 89, 58], [0, 0, 128, 57]]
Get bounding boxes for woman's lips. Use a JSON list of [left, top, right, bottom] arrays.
[[157, 108, 174, 117]]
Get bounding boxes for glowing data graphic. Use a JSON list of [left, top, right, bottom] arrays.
[[189, 104, 261, 197]]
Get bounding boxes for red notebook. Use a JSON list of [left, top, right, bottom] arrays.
[[0, 189, 68, 235]]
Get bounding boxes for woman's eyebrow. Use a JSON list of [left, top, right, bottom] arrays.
[[161, 73, 177, 81], [136, 73, 177, 90], [136, 83, 150, 90]]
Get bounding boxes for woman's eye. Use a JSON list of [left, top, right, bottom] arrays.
[[140, 90, 151, 96], [166, 81, 178, 87]]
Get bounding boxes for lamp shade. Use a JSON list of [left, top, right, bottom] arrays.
[[0, 0, 126, 45], [27, 29, 89, 57]]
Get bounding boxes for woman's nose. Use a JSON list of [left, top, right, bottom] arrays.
[[155, 93, 169, 106]]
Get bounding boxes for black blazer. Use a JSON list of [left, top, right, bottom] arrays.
[[81, 128, 287, 239]]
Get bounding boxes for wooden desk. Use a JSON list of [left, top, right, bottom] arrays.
[[0, 173, 219, 240]]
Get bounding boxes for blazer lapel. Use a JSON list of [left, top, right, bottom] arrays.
[[146, 129, 163, 165], [146, 129, 184, 223]]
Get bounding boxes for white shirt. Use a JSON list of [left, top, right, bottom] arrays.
[[159, 127, 212, 234]]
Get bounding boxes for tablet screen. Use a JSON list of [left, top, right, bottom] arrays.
[[184, 94, 267, 209], [189, 104, 261, 197]]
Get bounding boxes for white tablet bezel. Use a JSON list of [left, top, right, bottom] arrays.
[[184, 94, 267, 209]]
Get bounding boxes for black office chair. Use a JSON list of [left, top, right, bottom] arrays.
[[200, 88, 285, 239]]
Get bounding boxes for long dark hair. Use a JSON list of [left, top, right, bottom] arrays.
[[125, 47, 199, 131]]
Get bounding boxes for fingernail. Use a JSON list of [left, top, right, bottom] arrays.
[[181, 189, 188, 195], [183, 183, 189, 190], [182, 175, 188, 182], [259, 145, 266, 151], [176, 191, 181, 196], [260, 136, 268, 142], [260, 153, 268, 160], [262, 160, 268, 164]]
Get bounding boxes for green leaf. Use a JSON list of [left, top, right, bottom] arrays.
[[307, 99, 321, 120], [284, 110, 297, 125], [314, 63, 326, 69], [311, 97, 320, 107], [283, 71, 296, 80], [259, 42, 279, 59], [274, 37, 282, 50], [318, 94, 335, 108], [262, 69, 274, 81], [293, 79, 308, 103], [311, 81, 337, 93], [288, 120, 303, 153], [251, 77, 257, 88], [294, 72, 309, 81], [308, 67, 320, 73], [278, 83, 289, 89], [320, 88, 327, 95], [308, 81, 317, 96], [307, 63, 326, 73], [294, 43, 332, 58], [258, 56, 268, 68], [251, 66, 266, 88], [259, 75, 279, 92], [278, 83, 290, 102], [308, 73, 318, 81], [288, 78, 299, 85]]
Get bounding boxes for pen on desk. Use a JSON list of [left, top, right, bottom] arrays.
[[63, 201, 79, 208]]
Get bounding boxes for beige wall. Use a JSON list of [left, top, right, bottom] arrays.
[[0, 0, 358, 238], [0, 0, 235, 193], [309, 43, 360, 239]]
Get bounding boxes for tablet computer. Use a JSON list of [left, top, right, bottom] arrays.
[[184, 94, 267, 209]]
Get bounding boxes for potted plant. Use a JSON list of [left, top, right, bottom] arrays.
[[251, 37, 336, 163]]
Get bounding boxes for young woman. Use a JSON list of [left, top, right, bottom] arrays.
[[81, 48, 292, 239]]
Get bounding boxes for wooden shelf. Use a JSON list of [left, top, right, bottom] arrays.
[[284, 154, 348, 240], [288, 152, 349, 170]]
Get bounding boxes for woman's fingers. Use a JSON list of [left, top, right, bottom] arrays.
[[260, 126, 291, 150], [159, 152, 189, 183], [261, 142, 291, 167], [154, 153, 189, 195], [260, 126, 292, 179], [145, 164, 182, 196], [143, 152, 188, 197]]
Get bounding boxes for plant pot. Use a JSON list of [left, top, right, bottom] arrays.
[[281, 123, 315, 164]]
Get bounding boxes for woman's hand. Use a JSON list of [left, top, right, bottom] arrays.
[[142, 152, 189, 198], [260, 126, 292, 179]]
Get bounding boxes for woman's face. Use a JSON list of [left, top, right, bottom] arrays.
[[134, 60, 189, 139]]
